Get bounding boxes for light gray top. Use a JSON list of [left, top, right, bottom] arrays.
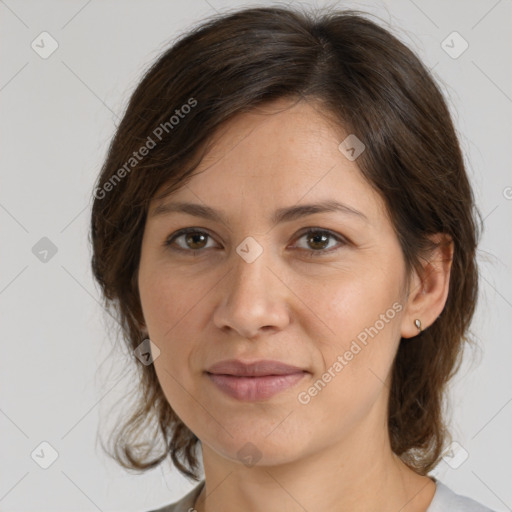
[[146, 477, 496, 512]]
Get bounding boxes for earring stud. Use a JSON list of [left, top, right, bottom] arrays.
[[414, 319, 422, 332]]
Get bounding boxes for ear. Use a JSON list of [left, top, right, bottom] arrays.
[[400, 233, 454, 338]]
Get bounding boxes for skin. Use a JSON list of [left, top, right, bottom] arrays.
[[137, 97, 453, 512]]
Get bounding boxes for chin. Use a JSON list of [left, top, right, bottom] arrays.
[[202, 427, 309, 468]]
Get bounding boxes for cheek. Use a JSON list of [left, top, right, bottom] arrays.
[[305, 269, 403, 393], [293, 286, 402, 441], [138, 269, 203, 401], [138, 264, 205, 342], [141, 273, 205, 422], [312, 265, 402, 343]]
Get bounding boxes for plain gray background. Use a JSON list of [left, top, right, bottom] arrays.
[[1, 0, 511, 511]]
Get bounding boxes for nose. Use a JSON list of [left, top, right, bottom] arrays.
[[212, 244, 291, 339]]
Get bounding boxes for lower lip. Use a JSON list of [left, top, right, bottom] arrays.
[[206, 372, 307, 401]]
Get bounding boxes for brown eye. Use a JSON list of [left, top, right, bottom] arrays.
[[183, 231, 208, 250], [293, 229, 347, 257], [307, 232, 330, 250], [165, 229, 216, 252]]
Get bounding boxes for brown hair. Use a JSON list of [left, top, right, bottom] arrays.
[[90, 5, 480, 481]]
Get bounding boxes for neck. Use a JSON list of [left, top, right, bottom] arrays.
[[193, 414, 436, 512]]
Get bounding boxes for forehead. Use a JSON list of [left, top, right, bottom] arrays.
[[150, 98, 389, 227], [200, 97, 347, 168]]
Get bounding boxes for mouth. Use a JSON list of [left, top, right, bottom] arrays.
[[205, 359, 308, 401], [205, 372, 307, 401]]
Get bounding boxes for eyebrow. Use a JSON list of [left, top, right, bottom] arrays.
[[150, 199, 368, 226]]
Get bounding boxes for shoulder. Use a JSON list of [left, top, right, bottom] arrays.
[[145, 481, 205, 512], [427, 479, 496, 512]]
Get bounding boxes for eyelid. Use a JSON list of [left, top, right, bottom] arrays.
[[165, 227, 218, 252], [292, 227, 349, 255], [165, 226, 350, 254]]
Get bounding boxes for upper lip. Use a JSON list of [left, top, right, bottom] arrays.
[[206, 359, 306, 377]]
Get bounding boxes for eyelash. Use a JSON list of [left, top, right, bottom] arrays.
[[164, 227, 348, 258]]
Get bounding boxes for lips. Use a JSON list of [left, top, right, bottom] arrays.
[[206, 359, 305, 377], [205, 359, 308, 401]]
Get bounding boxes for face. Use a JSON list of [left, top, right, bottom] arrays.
[[137, 98, 410, 467]]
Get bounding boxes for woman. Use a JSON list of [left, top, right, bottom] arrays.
[[90, 5, 495, 512]]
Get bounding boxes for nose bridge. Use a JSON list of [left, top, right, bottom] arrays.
[[213, 234, 289, 337], [232, 235, 271, 300]]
